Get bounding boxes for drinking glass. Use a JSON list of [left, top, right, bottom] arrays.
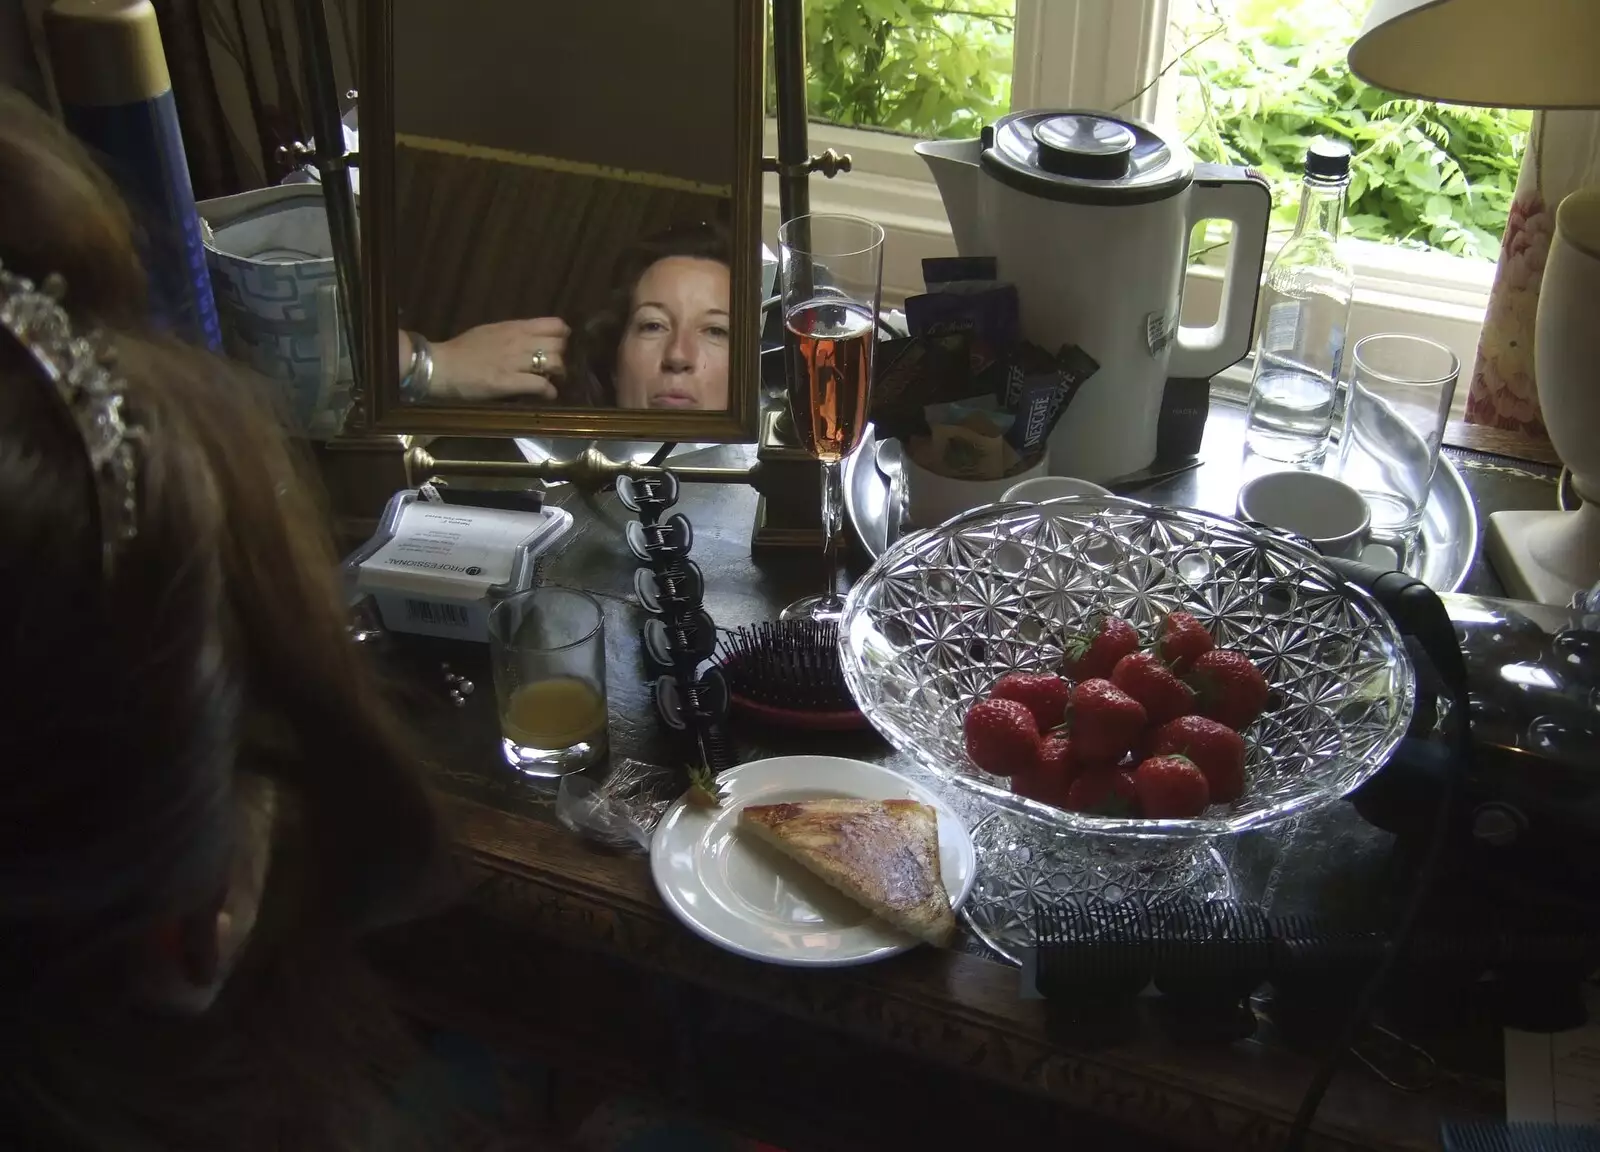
[[487, 587, 608, 777], [1338, 333, 1459, 545], [777, 213, 885, 623]]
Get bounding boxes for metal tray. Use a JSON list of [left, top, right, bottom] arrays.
[[844, 397, 1478, 593]]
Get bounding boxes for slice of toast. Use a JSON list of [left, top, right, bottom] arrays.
[[738, 798, 956, 946]]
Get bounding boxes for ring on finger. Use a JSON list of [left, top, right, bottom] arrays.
[[529, 347, 549, 375]]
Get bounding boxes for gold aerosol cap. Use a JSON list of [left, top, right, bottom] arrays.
[[44, 0, 171, 108]]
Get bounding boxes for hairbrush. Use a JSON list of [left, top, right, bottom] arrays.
[[715, 620, 866, 730]]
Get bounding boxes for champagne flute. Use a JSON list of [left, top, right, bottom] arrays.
[[777, 213, 885, 623]]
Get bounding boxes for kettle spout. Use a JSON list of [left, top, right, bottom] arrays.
[[914, 137, 985, 256]]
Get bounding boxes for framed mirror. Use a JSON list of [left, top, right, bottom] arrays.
[[355, 0, 763, 441]]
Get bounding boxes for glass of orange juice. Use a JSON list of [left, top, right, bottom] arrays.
[[487, 587, 608, 777]]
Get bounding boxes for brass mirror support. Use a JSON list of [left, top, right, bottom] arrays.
[[291, 0, 364, 392], [762, 148, 853, 179], [772, 0, 810, 223], [405, 444, 761, 492]]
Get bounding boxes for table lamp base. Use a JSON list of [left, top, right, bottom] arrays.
[[1485, 502, 1600, 606]]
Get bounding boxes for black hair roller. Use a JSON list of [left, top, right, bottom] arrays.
[[1033, 896, 1600, 1049], [1033, 897, 1153, 1047], [622, 472, 733, 784], [1147, 897, 1270, 1043]]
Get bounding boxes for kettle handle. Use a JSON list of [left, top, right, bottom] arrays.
[[1169, 164, 1272, 380]]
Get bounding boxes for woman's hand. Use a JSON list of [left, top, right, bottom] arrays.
[[426, 317, 570, 402]]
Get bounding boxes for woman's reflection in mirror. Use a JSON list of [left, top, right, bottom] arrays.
[[571, 221, 731, 411]]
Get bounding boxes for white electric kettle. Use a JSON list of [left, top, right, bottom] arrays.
[[917, 110, 1271, 482]]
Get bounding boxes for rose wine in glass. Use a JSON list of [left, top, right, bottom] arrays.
[[777, 214, 885, 624], [785, 297, 875, 462]]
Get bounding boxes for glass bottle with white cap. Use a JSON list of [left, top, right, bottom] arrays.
[[1243, 140, 1356, 467]]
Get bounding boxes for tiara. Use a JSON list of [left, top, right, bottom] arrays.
[[0, 258, 141, 573]]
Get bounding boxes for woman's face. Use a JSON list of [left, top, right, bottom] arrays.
[[614, 256, 730, 410]]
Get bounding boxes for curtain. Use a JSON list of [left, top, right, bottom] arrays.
[[150, 0, 358, 199], [393, 141, 727, 342], [1465, 109, 1600, 436]]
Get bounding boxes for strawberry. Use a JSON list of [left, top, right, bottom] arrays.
[[1035, 735, 1080, 782], [1187, 649, 1270, 731], [1015, 735, 1078, 807], [1158, 610, 1215, 673], [1064, 768, 1139, 816], [1065, 678, 1147, 762], [1060, 614, 1140, 683], [964, 698, 1041, 777], [1152, 715, 1247, 803], [1133, 755, 1211, 819], [989, 672, 1073, 729], [1111, 651, 1196, 726]]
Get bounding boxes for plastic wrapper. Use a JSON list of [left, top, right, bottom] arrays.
[[555, 757, 684, 852]]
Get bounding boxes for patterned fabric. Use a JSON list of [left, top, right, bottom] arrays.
[[1465, 188, 1552, 435], [1466, 110, 1600, 436], [199, 185, 354, 440]]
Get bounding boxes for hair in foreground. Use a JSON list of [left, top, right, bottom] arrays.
[[0, 89, 443, 1150]]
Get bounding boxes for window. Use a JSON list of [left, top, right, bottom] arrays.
[[769, 0, 1515, 393]]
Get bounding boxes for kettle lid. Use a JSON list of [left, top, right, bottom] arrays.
[[982, 110, 1194, 206]]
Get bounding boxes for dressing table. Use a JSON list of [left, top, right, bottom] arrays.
[[351, 413, 1560, 1151]]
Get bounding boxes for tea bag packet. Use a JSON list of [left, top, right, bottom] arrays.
[[869, 331, 971, 442], [921, 255, 999, 294], [905, 267, 1020, 399]]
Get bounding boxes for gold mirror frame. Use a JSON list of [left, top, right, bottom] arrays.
[[354, 0, 764, 443]]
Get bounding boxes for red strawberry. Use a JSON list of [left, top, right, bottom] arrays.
[[1065, 678, 1146, 762], [1187, 649, 1270, 731], [1152, 715, 1247, 803], [1158, 611, 1215, 673], [1111, 651, 1196, 726], [1064, 768, 1138, 816], [1133, 755, 1211, 819], [989, 672, 1073, 729], [964, 698, 1041, 777], [1035, 735, 1080, 782], [1015, 735, 1079, 807], [1060, 615, 1140, 682]]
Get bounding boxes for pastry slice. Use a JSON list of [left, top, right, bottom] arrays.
[[739, 798, 956, 945]]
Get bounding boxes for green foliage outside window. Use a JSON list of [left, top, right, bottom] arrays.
[[794, 0, 1528, 259], [787, 0, 1014, 140], [1169, 0, 1529, 259]]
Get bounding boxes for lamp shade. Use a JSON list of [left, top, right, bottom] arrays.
[[1350, 0, 1600, 110]]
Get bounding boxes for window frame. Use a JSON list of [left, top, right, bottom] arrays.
[[764, 0, 1494, 407]]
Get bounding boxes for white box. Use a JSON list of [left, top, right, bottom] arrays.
[[344, 490, 573, 642]]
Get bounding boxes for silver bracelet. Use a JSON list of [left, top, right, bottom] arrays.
[[399, 331, 434, 402]]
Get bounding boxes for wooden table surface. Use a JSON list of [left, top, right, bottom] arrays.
[[361, 422, 1562, 1151]]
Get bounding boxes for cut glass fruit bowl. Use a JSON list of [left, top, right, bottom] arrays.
[[838, 496, 1415, 841]]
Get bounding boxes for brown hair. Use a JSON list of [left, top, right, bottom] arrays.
[[566, 220, 731, 406], [0, 90, 445, 1149]]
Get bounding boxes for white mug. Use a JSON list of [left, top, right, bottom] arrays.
[[1238, 471, 1371, 560], [1001, 475, 1112, 503], [901, 444, 1049, 529]]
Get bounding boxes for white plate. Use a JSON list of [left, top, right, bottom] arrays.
[[650, 756, 977, 967]]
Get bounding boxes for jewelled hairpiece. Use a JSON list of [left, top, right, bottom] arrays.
[[0, 258, 141, 573]]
